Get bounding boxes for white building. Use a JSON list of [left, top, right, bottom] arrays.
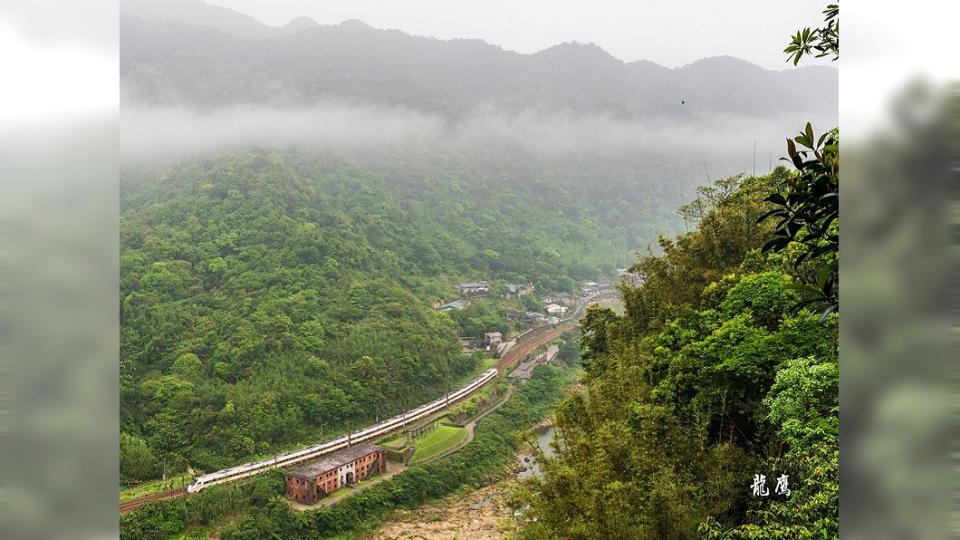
[[545, 303, 568, 316]]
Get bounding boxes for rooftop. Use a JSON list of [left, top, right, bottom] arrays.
[[286, 442, 381, 480], [509, 363, 536, 380], [439, 299, 471, 310]]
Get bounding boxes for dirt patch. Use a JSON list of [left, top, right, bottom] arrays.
[[364, 482, 519, 540]]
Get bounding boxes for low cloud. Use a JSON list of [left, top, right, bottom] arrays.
[[121, 101, 836, 166]]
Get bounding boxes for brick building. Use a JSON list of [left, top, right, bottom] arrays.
[[285, 443, 385, 504]]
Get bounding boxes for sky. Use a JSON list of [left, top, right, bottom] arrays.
[[204, 0, 832, 70]]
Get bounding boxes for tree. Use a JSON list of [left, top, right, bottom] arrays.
[[120, 433, 160, 483], [783, 3, 839, 65], [761, 2, 840, 321], [170, 353, 203, 380]]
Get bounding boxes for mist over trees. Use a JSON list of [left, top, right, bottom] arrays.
[[118, 6, 838, 536], [516, 4, 840, 538]]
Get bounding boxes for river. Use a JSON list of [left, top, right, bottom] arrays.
[[516, 426, 555, 481]]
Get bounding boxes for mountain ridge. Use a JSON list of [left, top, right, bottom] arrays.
[[121, 12, 837, 120], [121, 0, 834, 74]]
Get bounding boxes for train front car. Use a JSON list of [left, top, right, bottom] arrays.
[[187, 478, 203, 493]]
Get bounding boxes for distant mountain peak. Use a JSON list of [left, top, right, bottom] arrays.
[[339, 19, 373, 30], [679, 55, 763, 71], [122, 0, 274, 39], [284, 16, 319, 30], [535, 41, 623, 66]]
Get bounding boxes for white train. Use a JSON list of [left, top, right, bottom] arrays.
[[187, 367, 499, 493]]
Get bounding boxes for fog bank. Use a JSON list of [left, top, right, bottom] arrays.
[[121, 101, 837, 167]]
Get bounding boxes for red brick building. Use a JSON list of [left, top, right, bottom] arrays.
[[285, 443, 385, 504]]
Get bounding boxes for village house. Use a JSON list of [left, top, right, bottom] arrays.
[[484, 331, 503, 349], [545, 303, 568, 316], [543, 291, 575, 305], [285, 443, 385, 505], [506, 283, 535, 298], [580, 282, 601, 295], [459, 336, 480, 353], [455, 282, 490, 296], [524, 311, 547, 322], [509, 344, 560, 383], [437, 299, 471, 311]]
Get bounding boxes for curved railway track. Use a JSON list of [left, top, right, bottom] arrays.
[[119, 293, 615, 514], [120, 487, 186, 513]]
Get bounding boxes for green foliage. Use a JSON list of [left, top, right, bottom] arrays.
[[579, 305, 618, 375], [720, 272, 797, 330], [120, 433, 161, 484], [784, 3, 839, 65], [768, 2, 840, 321], [765, 356, 838, 449], [119, 470, 286, 540], [119, 147, 654, 480], [619, 173, 783, 337], [123, 366, 569, 539], [760, 126, 839, 319], [519, 170, 839, 539]]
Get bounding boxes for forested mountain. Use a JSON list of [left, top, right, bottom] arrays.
[[517, 171, 838, 538], [120, 2, 836, 120], [119, 147, 638, 478], [118, 0, 838, 495]]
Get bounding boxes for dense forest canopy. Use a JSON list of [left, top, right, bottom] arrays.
[[118, 3, 838, 525], [518, 171, 839, 539], [118, 147, 644, 480], [518, 4, 840, 537]]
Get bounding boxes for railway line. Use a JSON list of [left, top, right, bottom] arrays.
[[120, 292, 616, 513], [120, 487, 186, 513]]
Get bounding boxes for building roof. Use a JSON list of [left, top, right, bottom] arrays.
[[509, 363, 536, 380], [457, 282, 489, 289], [485, 331, 502, 338], [439, 299, 471, 310], [286, 443, 381, 481]]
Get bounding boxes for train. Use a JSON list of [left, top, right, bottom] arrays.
[[187, 367, 499, 493]]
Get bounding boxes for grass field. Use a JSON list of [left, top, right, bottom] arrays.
[[409, 425, 468, 464], [120, 473, 191, 502]]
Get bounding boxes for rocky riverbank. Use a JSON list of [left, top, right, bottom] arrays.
[[364, 482, 518, 540]]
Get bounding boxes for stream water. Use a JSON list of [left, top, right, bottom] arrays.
[[517, 426, 555, 481]]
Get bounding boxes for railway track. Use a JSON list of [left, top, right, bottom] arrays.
[[497, 291, 616, 373], [120, 487, 187, 513], [119, 293, 616, 514], [497, 325, 571, 373]]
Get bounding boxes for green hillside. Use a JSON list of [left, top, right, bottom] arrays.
[[119, 149, 643, 481]]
